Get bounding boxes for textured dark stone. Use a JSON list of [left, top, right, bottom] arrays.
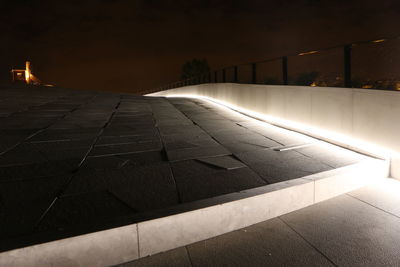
[[83, 151, 166, 170], [166, 145, 231, 162], [105, 163, 179, 211], [196, 156, 246, 170], [90, 141, 162, 156], [37, 191, 134, 232], [175, 167, 266, 203], [247, 162, 312, 183], [0, 175, 70, 238], [0, 159, 79, 181]]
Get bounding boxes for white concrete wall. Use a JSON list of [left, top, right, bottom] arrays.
[[150, 83, 400, 179]]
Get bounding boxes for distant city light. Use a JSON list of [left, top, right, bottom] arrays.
[[11, 61, 42, 85]]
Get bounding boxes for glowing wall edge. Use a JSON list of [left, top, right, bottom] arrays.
[[148, 83, 400, 179]]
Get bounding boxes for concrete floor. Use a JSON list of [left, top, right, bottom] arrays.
[[118, 178, 400, 267]]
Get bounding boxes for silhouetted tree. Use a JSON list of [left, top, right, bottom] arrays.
[[181, 58, 210, 79], [296, 71, 319, 86]]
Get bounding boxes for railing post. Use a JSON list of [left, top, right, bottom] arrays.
[[252, 63, 256, 84], [214, 71, 218, 83], [208, 72, 211, 83], [344, 44, 352, 88], [234, 66, 238, 83], [222, 69, 226, 83], [282, 56, 288, 85]]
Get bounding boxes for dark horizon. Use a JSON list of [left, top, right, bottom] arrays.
[[2, 0, 400, 93]]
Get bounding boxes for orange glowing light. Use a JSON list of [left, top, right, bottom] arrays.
[[25, 61, 32, 84], [310, 82, 317, 87], [395, 82, 400, 91], [362, 85, 373, 89], [11, 61, 42, 85]]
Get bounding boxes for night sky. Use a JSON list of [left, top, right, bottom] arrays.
[[2, 0, 400, 93]]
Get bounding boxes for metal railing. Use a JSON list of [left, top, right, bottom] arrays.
[[141, 35, 400, 95]]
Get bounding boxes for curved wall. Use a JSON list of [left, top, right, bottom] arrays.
[[149, 83, 400, 178]]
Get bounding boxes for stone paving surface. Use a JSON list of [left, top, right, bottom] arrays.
[[118, 178, 400, 267], [0, 84, 369, 252]]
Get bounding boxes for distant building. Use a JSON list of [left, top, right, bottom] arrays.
[[11, 61, 41, 85]]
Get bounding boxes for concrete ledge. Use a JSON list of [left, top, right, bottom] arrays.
[[138, 158, 388, 257], [0, 224, 138, 267], [305, 159, 390, 202], [0, 158, 388, 266], [138, 178, 313, 257]]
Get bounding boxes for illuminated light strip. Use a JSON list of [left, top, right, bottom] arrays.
[[164, 94, 397, 161], [298, 50, 319, 56]]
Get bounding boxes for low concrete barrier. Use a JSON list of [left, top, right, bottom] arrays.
[[0, 159, 388, 266], [149, 83, 400, 179]]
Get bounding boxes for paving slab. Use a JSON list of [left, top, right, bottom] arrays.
[[247, 162, 312, 184], [105, 163, 179, 211], [296, 143, 369, 168], [222, 142, 270, 154], [158, 124, 204, 136], [186, 218, 334, 267], [166, 145, 231, 162], [83, 151, 166, 170], [0, 159, 79, 181], [37, 191, 135, 233], [174, 167, 267, 203], [0, 175, 69, 239], [90, 141, 162, 157], [117, 247, 191, 267], [348, 178, 400, 217], [196, 155, 246, 170], [63, 168, 108, 195], [97, 135, 160, 145], [281, 194, 400, 266], [164, 138, 220, 152], [0, 149, 49, 166], [235, 148, 304, 165], [171, 159, 226, 179]]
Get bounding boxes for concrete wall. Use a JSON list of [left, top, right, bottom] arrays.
[[150, 83, 400, 179]]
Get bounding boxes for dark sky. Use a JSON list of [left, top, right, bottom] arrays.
[[2, 0, 400, 93]]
